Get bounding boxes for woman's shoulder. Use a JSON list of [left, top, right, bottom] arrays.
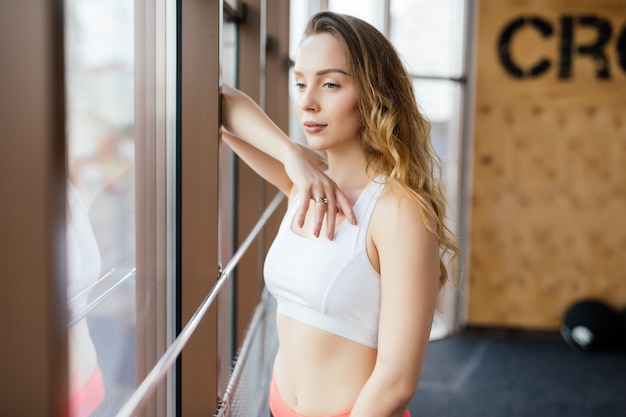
[[376, 181, 420, 216], [368, 180, 440, 284], [373, 181, 433, 237]]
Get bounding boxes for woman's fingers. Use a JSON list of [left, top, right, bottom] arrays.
[[323, 193, 336, 240], [334, 191, 356, 226], [285, 150, 357, 239], [312, 192, 328, 238], [294, 182, 357, 240], [295, 192, 309, 228]]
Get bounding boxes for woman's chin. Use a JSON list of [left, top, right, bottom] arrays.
[[304, 138, 327, 152]]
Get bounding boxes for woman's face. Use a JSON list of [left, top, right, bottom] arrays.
[[293, 33, 361, 152]]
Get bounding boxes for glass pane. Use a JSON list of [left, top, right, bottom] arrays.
[[413, 78, 463, 338], [414, 79, 453, 159], [390, 0, 465, 77], [64, 0, 136, 415], [328, 0, 385, 32], [217, 19, 238, 397], [412, 78, 462, 212]]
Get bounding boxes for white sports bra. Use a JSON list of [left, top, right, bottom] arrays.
[[264, 176, 387, 348]]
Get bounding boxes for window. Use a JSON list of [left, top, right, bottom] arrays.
[[328, 0, 386, 32], [4, 0, 284, 415], [390, 0, 466, 196], [65, 0, 179, 415], [65, 0, 137, 414], [392, 0, 468, 336], [217, 17, 239, 396]]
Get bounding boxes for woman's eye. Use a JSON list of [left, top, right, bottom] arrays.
[[324, 82, 338, 89], [295, 82, 305, 90]]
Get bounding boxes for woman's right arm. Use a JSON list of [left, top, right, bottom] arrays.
[[220, 128, 327, 196], [220, 85, 355, 239]]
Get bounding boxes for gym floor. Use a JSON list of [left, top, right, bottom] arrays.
[[409, 329, 626, 417]]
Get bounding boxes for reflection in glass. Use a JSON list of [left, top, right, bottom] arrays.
[[66, 183, 106, 417], [65, 0, 136, 414]]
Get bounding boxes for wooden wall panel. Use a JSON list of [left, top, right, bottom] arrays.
[[469, 0, 626, 328]]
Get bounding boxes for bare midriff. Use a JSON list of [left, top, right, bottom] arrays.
[[272, 314, 378, 416]]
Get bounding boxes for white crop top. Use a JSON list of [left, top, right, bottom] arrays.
[[264, 176, 387, 348]]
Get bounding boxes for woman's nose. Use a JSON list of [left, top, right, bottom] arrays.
[[298, 89, 319, 112]]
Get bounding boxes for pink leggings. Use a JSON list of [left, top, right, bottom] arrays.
[[269, 376, 411, 417]]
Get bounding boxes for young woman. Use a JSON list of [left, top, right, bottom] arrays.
[[221, 11, 459, 417]]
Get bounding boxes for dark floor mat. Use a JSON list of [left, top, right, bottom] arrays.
[[409, 333, 626, 417]]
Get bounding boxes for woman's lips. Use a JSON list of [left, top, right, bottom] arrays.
[[303, 121, 327, 133]]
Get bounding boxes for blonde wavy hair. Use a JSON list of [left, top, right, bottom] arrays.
[[304, 11, 460, 288]]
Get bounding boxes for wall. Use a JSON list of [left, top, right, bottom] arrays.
[[469, 0, 626, 328]]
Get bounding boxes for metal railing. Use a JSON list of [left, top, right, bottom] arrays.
[[215, 289, 278, 417], [115, 191, 285, 417]]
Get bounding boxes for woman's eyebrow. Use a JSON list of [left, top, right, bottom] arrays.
[[294, 68, 350, 76]]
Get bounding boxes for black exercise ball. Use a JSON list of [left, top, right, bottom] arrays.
[[560, 299, 622, 352]]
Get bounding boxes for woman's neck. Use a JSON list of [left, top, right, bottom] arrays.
[[325, 146, 373, 193]]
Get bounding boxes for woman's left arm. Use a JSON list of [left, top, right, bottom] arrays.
[[350, 193, 441, 417]]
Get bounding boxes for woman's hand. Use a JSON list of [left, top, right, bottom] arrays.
[[284, 148, 356, 240]]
